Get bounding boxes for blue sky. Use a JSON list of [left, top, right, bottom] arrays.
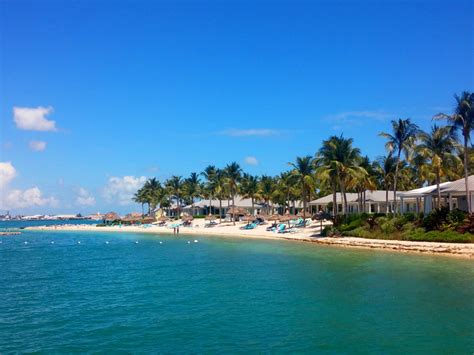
[[1, 0, 473, 215]]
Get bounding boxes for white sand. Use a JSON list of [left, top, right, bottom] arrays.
[[27, 219, 474, 258]]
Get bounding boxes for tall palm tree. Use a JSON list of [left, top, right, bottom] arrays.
[[289, 156, 315, 221], [214, 169, 228, 223], [240, 173, 259, 215], [258, 175, 275, 214], [133, 187, 148, 216], [379, 118, 419, 212], [316, 135, 364, 215], [165, 176, 183, 219], [375, 155, 397, 213], [224, 162, 242, 225], [417, 125, 461, 209], [201, 165, 217, 215], [435, 91, 474, 213], [183, 172, 201, 214]]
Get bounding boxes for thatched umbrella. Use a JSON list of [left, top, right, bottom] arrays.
[[227, 206, 246, 223], [182, 215, 194, 221], [256, 213, 269, 220], [157, 215, 170, 222], [297, 210, 310, 218], [268, 214, 282, 221], [312, 211, 333, 231], [205, 214, 216, 221], [280, 211, 298, 226], [241, 214, 255, 224], [103, 212, 120, 222]]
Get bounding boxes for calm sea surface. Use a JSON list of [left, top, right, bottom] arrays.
[[1, 221, 473, 353]]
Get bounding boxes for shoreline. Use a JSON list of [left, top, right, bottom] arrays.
[[24, 222, 474, 259]]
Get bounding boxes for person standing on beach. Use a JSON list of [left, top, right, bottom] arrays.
[[177, 226, 180, 235]]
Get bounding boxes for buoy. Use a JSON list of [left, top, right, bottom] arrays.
[[194, 240, 198, 243], [105, 241, 109, 244], [24, 241, 28, 245], [51, 241, 54, 244], [135, 241, 139, 244], [77, 241, 81, 244], [187, 241, 190, 244], [159, 241, 163, 244]]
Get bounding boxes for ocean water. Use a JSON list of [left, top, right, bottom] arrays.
[[1, 222, 473, 353]]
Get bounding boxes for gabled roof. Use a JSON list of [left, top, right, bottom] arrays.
[[439, 175, 474, 194], [398, 182, 451, 198]]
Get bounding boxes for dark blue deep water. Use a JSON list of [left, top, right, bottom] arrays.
[[1, 221, 473, 353]]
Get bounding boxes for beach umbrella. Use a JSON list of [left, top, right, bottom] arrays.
[[157, 215, 170, 222], [268, 214, 282, 221], [227, 206, 246, 215], [280, 211, 298, 226], [182, 215, 194, 221], [103, 212, 120, 221], [312, 211, 332, 231], [256, 213, 269, 221], [297, 210, 310, 218], [205, 214, 216, 221], [241, 214, 255, 224]]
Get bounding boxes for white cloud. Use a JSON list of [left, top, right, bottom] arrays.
[[29, 140, 47, 152], [325, 110, 394, 124], [0, 162, 17, 189], [76, 188, 96, 206], [218, 128, 280, 137], [0, 161, 58, 210], [13, 106, 57, 131], [102, 176, 147, 206], [244, 156, 258, 166], [3, 188, 58, 209]]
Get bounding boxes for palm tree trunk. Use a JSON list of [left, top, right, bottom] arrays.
[[385, 186, 389, 213], [219, 199, 222, 223], [436, 169, 441, 209], [332, 183, 337, 216], [232, 190, 236, 226], [251, 197, 254, 216], [338, 176, 347, 215], [209, 195, 212, 215], [393, 150, 401, 214], [463, 136, 471, 213]]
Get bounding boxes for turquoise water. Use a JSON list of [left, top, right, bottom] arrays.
[[1, 225, 473, 353]]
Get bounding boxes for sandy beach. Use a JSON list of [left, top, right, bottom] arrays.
[[26, 220, 474, 259]]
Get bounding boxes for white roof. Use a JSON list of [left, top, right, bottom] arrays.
[[309, 190, 410, 205], [398, 182, 451, 198]]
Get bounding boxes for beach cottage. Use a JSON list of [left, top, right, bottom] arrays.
[[309, 190, 416, 214]]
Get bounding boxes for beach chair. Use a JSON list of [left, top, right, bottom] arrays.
[[240, 223, 257, 230]]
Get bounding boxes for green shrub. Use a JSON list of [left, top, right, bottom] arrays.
[[403, 230, 474, 243], [380, 219, 396, 234]]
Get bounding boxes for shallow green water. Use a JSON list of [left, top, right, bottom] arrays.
[[1, 228, 473, 353]]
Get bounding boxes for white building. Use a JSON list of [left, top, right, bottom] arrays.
[[309, 190, 416, 214]]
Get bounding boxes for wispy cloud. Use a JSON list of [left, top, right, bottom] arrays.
[[244, 156, 258, 166], [29, 140, 47, 152], [325, 110, 394, 123], [218, 128, 280, 137], [324, 110, 395, 131]]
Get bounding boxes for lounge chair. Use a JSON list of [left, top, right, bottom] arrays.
[[266, 223, 278, 231], [240, 223, 257, 230]]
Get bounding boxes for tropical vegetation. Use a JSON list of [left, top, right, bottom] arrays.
[[133, 92, 474, 228]]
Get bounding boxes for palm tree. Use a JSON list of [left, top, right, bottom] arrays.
[[183, 172, 201, 214], [379, 118, 419, 212], [258, 175, 275, 214], [165, 176, 183, 219], [201, 165, 217, 215], [214, 169, 228, 223], [417, 125, 461, 209], [133, 187, 148, 216], [289, 156, 315, 221], [316, 135, 364, 215], [435, 91, 474, 213], [224, 162, 242, 225], [375, 155, 397, 213], [274, 171, 298, 214], [240, 173, 259, 215]]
